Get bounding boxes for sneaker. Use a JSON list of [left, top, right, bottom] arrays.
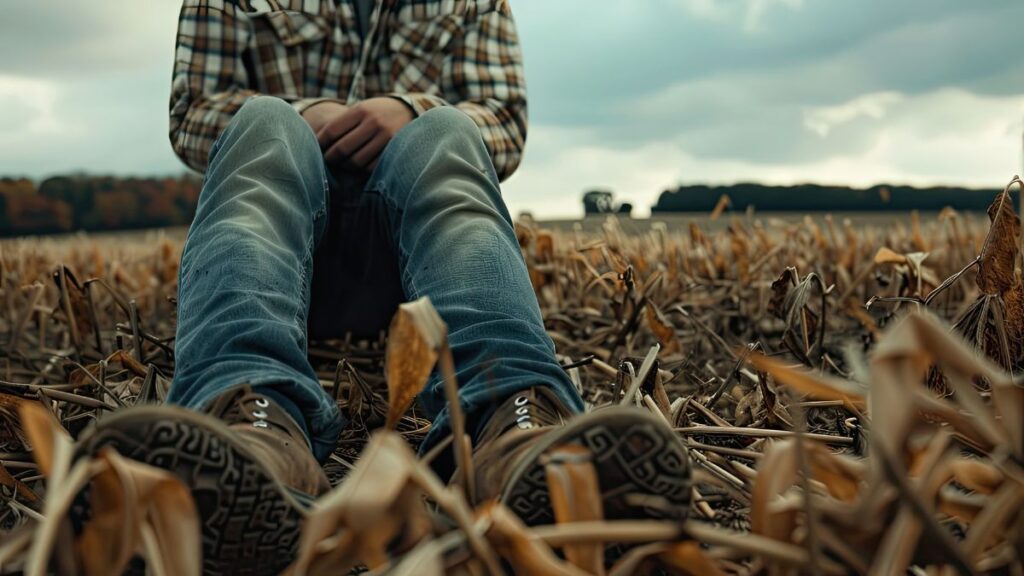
[[472, 387, 692, 525], [75, 386, 330, 575]]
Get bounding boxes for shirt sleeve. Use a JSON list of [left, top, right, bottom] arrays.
[[387, 3, 528, 182], [169, 1, 324, 173]]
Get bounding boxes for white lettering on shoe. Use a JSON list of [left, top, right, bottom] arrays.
[[253, 397, 271, 428], [514, 395, 534, 429]]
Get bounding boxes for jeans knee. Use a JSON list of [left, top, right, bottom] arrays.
[[373, 107, 497, 207], [219, 96, 318, 158], [235, 95, 304, 127], [200, 96, 327, 230], [417, 106, 479, 137], [382, 107, 486, 170]]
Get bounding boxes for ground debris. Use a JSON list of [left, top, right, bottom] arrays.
[[1, 184, 1023, 574]]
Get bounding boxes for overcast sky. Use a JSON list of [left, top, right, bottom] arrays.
[[2, 0, 1023, 217]]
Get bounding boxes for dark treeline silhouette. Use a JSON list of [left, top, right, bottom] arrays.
[[652, 183, 1013, 213], [3, 177, 1015, 236], [0, 175, 202, 237]]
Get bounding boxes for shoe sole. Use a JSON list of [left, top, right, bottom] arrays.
[[499, 406, 692, 525], [75, 405, 309, 576]]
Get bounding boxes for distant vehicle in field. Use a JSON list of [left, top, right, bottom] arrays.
[[583, 190, 632, 216]]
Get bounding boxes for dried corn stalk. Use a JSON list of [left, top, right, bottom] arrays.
[[1, 184, 1023, 574]]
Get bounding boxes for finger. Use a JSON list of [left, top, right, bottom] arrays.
[[323, 121, 377, 169], [332, 119, 377, 160], [350, 131, 391, 169], [316, 107, 363, 148]]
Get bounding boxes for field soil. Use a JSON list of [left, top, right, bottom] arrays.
[[0, 195, 1022, 574]]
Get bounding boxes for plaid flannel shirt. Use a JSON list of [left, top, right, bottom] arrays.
[[170, 0, 527, 180]]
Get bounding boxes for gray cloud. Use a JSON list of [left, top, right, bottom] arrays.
[[512, 0, 1024, 167], [0, 96, 35, 132], [519, 0, 1024, 124], [0, 1, 180, 77], [1, 0, 1022, 217]]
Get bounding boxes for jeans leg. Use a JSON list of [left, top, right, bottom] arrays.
[[168, 96, 343, 462], [365, 107, 585, 451]]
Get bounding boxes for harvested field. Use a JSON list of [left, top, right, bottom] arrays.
[[1, 179, 1023, 574]]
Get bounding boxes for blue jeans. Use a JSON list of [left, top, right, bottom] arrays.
[[168, 96, 584, 462]]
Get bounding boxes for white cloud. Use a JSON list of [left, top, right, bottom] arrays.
[[677, 0, 726, 19], [503, 126, 689, 219], [0, 76, 63, 136], [803, 91, 903, 137], [743, 0, 805, 32], [675, 0, 807, 31]]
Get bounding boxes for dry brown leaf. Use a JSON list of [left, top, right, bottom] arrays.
[[976, 189, 1020, 294], [385, 298, 474, 500], [948, 458, 1004, 495], [874, 247, 908, 265], [747, 353, 866, 412], [17, 401, 200, 576], [79, 449, 201, 576], [645, 301, 679, 354], [911, 210, 928, 252], [17, 401, 87, 576], [292, 431, 436, 575], [805, 444, 863, 503], [871, 313, 1004, 453], [544, 444, 605, 573], [0, 392, 28, 450], [384, 301, 441, 430], [870, 428, 952, 576], [768, 267, 796, 320], [970, 187, 1024, 366], [107, 349, 149, 377], [869, 503, 922, 576], [885, 312, 1019, 456], [18, 400, 69, 478], [962, 480, 1024, 560], [937, 489, 987, 524], [750, 439, 799, 543], [482, 502, 590, 576]]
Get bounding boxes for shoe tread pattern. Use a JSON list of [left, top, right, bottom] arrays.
[[502, 409, 692, 526], [78, 412, 303, 576]]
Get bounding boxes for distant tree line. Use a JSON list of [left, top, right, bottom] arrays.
[[651, 183, 1013, 213], [651, 181, 1011, 213], [0, 175, 202, 237], [3, 177, 1015, 236]]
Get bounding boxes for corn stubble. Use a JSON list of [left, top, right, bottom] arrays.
[[1, 180, 1023, 574]]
